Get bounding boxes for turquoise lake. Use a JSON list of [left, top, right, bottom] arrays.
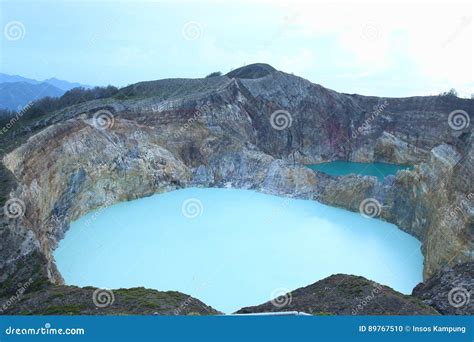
[[54, 188, 423, 314], [307, 161, 412, 181]]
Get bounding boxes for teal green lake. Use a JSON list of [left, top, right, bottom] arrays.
[[307, 161, 412, 181]]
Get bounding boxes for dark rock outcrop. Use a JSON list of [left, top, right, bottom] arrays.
[[413, 262, 473, 315], [236, 274, 439, 315]]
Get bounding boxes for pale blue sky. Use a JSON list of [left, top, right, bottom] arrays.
[[0, 0, 472, 97]]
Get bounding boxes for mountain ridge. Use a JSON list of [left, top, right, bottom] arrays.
[[0, 73, 93, 110], [0, 72, 91, 91], [0, 82, 65, 111]]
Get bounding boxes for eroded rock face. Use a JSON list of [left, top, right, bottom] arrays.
[[1, 112, 321, 285], [316, 142, 473, 279], [387, 143, 473, 278], [373, 131, 427, 164], [0, 64, 472, 315], [235, 274, 439, 315]]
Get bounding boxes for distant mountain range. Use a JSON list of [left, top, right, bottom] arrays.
[[0, 73, 92, 110]]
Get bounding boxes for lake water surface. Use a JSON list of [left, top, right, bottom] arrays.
[[307, 161, 412, 181], [54, 188, 423, 313]]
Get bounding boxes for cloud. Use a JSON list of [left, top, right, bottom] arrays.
[[2, 0, 471, 96], [259, 1, 472, 96], [196, 37, 316, 76]]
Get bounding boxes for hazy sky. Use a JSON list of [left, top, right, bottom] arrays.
[[0, 0, 472, 97]]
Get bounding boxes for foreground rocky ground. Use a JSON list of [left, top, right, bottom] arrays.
[[0, 260, 470, 316], [0, 63, 472, 315], [0, 273, 437, 316], [413, 262, 473, 315], [1, 284, 220, 315], [237, 262, 474, 316]]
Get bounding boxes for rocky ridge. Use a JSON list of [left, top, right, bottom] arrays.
[[236, 274, 439, 315]]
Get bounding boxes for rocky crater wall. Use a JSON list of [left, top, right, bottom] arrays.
[[0, 68, 472, 301]]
